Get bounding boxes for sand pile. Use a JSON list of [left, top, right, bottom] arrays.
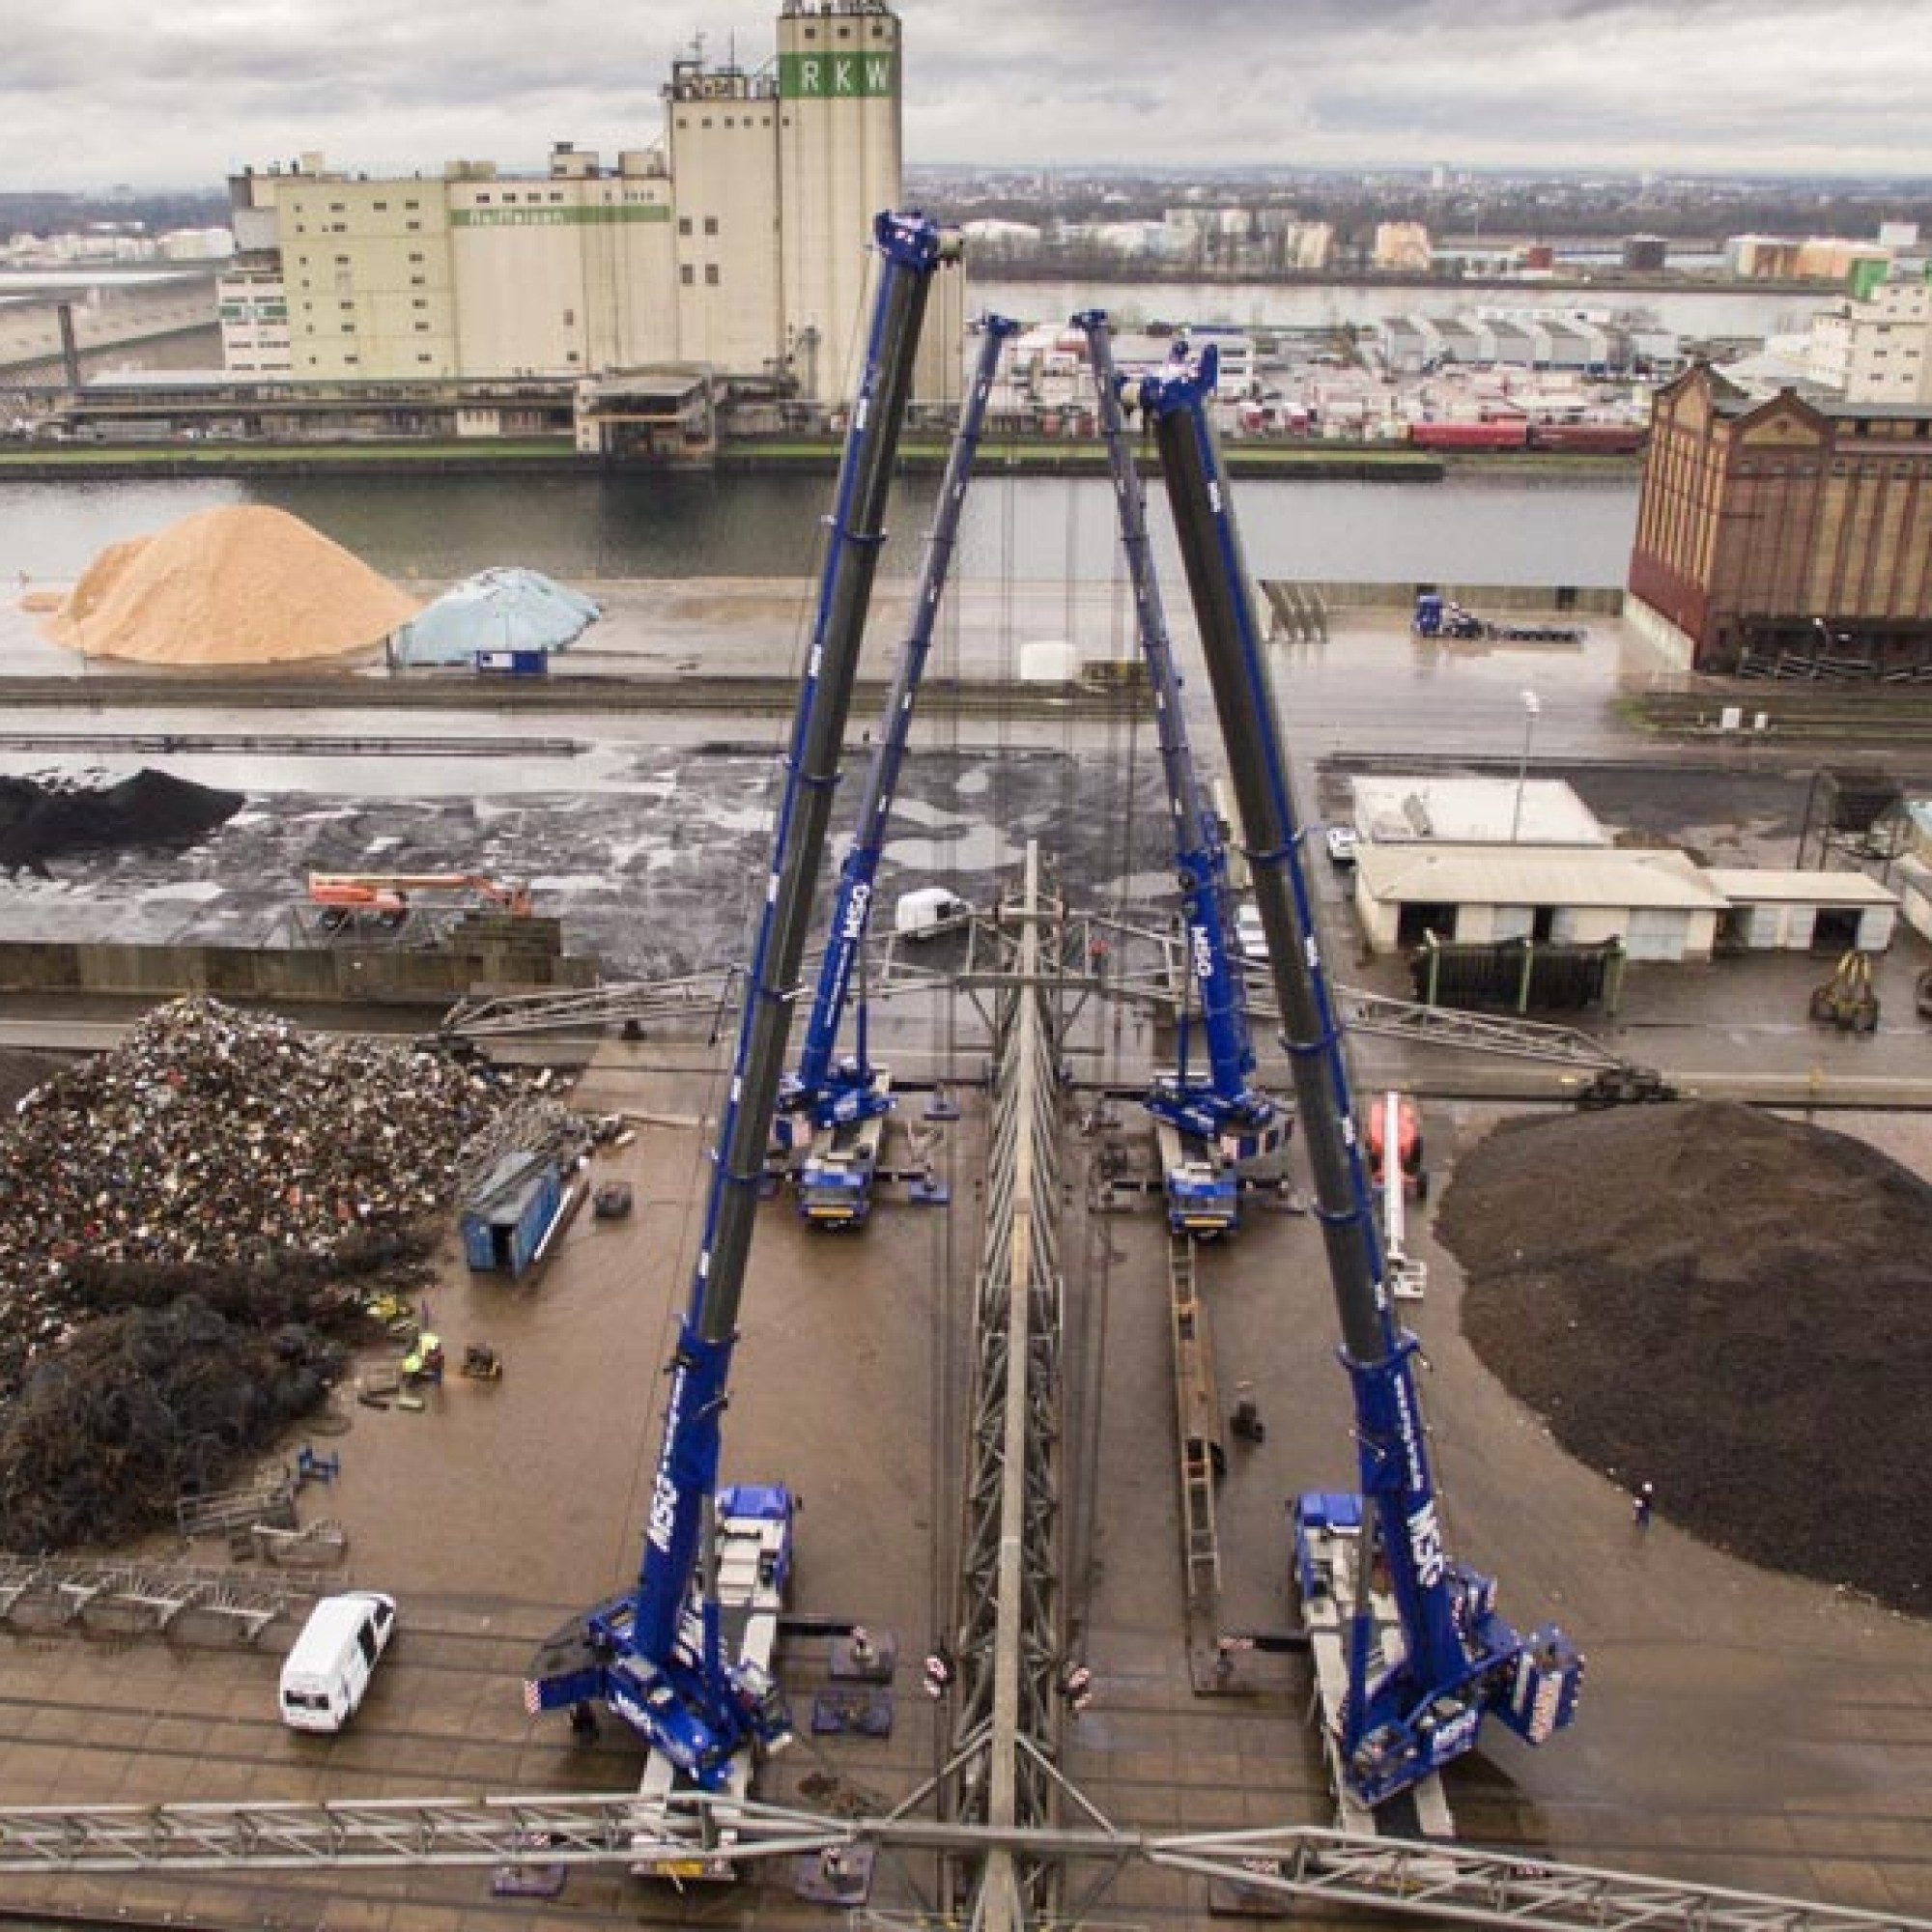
[[42, 504, 418, 666], [1437, 1100, 1932, 1616]]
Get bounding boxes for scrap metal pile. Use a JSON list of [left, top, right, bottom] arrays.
[[0, 998, 580, 1551]]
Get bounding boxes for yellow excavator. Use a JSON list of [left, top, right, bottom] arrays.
[[1808, 949, 1880, 1033]]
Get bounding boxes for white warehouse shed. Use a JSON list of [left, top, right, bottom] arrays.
[[1351, 776, 1610, 848], [1703, 869, 1899, 954], [1352, 843, 1730, 961]]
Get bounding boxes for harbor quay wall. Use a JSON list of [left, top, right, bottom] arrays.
[[1282, 582, 1627, 614], [0, 938, 597, 1006]]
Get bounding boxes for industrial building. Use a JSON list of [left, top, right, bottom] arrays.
[[1386, 309, 1613, 374], [219, 0, 962, 419], [1626, 362, 1932, 674], [1803, 262, 1932, 404], [1338, 777, 1899, 962]]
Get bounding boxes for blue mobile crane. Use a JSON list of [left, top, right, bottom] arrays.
[[1134, 341, 1584, 1811], [778, 312, 1020, 1228], [1075, 311, 1285, 1236], [523, 213, 958, 1820]]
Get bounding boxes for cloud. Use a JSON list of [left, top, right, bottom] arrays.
[[0, 0, 1928, 190]]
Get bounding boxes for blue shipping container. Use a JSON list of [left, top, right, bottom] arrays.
[[461, 1152, 564, 1275], [474, 648, 550, 676]]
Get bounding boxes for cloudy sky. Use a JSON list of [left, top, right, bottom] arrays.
[[5, 0, 1930, 193]]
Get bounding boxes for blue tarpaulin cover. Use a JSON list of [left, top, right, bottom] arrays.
[[390, 567, 601, 668]]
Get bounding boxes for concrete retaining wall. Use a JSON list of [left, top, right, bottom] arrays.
[[1280, 582, 1627, 614], [0, 938, 598, 1006]]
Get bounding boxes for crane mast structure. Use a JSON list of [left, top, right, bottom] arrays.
[[1135, 342, 1584, 1808], [778, 312, 1019, 1164], [1076, 311, 1283, 1234], [523, 212, 956, 1787]]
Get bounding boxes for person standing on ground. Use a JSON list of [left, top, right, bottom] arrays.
[[1633, 1482, 1654, 1530]]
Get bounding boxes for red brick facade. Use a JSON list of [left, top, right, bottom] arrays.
[[1628, 365, 1932, 673]]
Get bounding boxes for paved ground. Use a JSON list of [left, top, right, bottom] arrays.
[[1, 580, 1931, 1925], [1, 1031, 1929, 1926]]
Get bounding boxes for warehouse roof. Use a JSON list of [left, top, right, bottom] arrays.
[[1355, 842, 1729, 910], [1352, 776, 1609, 847], [1702, 867, 1898, 906]]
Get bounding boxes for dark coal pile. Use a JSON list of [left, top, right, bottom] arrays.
[[0, 998, 572, 1551], [1437, 1101, 1932, 1617], [0, 768, 243, 877]]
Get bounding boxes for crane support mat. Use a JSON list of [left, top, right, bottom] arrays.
[[792, 1843, 874, 1906], [810, 1688, 894, 1736], [1208, 1861, 1292, 1918], [829, 1628, 897, 1681], [491, 1860, 567, 1898]]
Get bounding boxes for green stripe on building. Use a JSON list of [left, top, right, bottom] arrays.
[[778, 50, 897, 98], [451, 205, 671, 229]]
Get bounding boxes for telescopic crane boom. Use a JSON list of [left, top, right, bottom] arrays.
[[778, 312, 1019, 1226], [522, 213, 957, 1793], [1076, 310, 1284, 1236], [1134, 341, 1583, 1810]]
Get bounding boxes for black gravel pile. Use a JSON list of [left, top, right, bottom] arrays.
[[1437, 1100, 1932, 1618], [0, 768, 243, 876]]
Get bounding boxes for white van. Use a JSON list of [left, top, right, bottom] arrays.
[[895, 887, 969, 940], [278, 1591, 397, 1732]]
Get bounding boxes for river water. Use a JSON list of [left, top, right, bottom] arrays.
[[0, 466, 1639, 589]]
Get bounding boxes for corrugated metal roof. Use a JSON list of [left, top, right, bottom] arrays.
[[1355, 842, 1729, 910], [462, 1149, 555, 1220]]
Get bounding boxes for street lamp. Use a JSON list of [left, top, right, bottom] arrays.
[[1510, 689, 1541, 842]]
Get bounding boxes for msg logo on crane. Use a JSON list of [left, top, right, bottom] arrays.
[[1190, 923, 1215, 984], [840, 881, 871, 943], [1407, 1499, 1446, 1589], [646, 1372, 690, 1557]]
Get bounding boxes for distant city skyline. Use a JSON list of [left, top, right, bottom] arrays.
[[4, 0, 1931, 195]]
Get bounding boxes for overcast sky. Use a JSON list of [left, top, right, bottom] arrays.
[[5, 0, 1930, 195]]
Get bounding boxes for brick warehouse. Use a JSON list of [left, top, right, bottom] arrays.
[[1627, 363, 1932, 675]]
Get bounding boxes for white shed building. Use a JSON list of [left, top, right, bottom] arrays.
[[1703, 869, 1899, 953], [1350, 776, 1610, 848], [1352, 843, 1730, 960]]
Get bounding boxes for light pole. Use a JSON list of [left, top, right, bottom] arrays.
[[1510, 689, 1541, 842]]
